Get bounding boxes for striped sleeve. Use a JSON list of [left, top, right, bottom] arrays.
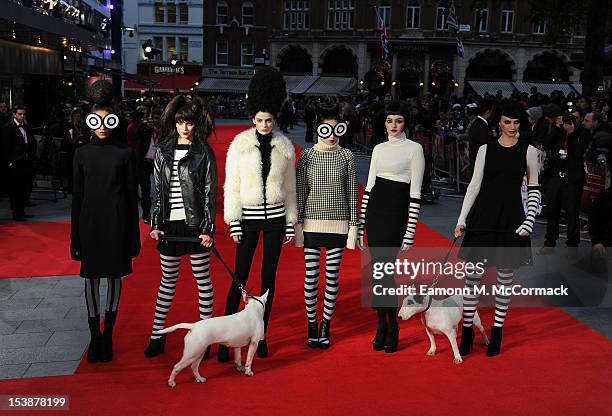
[[403, 198, 421, 246], [358, 192, 369, 237], [285, 223, 295, 237], [517, 186, 541, 234], [229, 220, 242, 237]]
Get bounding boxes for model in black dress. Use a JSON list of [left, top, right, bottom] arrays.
[[358, 102, 425, 353], [455, 101, 541, 357], [70, 81, 140, 363], [144, 96, 218, 358]]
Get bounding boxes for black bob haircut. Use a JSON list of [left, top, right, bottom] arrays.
[[385, 101, 409, 130], [499, 100, 524, 120], [246, 66, 287, 118]]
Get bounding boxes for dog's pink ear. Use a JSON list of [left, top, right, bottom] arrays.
[[242, 292, 249, 304]]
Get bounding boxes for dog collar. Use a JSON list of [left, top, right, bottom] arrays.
[[423, 295, 433, 313]]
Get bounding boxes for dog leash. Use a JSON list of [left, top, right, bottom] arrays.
[[159, 236, 265, 309]]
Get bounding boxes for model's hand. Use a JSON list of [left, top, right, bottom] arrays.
[[150, 230, 165, 240], [232, 235, 241, 244], [199, 234, 213, 247], [593, 243, 606, 257], [517, 228, 530, 237], [357, 235, 365, 250], [454, 225, 465, 238], [284, 236, 293, 244]]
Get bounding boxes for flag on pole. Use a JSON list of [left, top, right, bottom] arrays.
[[446, 3, 464, 58], [375, 6, 389, 60]]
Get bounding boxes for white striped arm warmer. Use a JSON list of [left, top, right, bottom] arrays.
[[402, 199, 421, 248], [229, 220, 242, 238], [516, 186, 541, 235], [285, 223, 295, 238], [358, 192, 370, 238]]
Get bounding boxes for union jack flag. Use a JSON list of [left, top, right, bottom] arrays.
[[446, 4, 464, 58], [375, 6, 389, 60]]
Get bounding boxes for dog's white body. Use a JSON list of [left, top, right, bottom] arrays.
[[398, 293, 489, 364], [156, 291, 268, 387]]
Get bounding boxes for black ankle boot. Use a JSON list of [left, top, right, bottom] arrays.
[[144, 335, 166, 358], [257, 339, 268, 358], [307, 320, 319, 348], [318, 319, 331, 349], [99, 311, 117, 362], [217, 345, 229, 362], [372, 309, 388, 351], [486, 326, 503, 357], [458, 325, 475, 356], [384, 324, 399, 353], [87, 316, 101, 363]]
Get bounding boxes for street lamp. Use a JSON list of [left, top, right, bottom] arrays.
[[170, 55, 183, 95], [142, 39, 161, 96]]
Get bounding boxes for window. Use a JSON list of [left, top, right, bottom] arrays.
[[327, 0, 355, 30], [475, 8, 488, 33], [377, 5, 390, 29], [283, 0, 310, 30], [216, 40, 228, 65], [500, 9, 513, 33], [217, 1, 229, 25], [243, 2, 254, 25], [241, 42, 254, 67], [435, 6, 447, 30], [155, 2, 164, 23], [179, 3, 188, 24], [166, 37, 176, 61], [533, 18, 547, 35], [167, 3, 176, 24], [153, 36, 163, 60], [179, 37, 188, 61], [406, 4, 420, 29]]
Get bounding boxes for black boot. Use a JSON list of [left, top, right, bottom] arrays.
[[372, 308, 388, 351], [486, 326, 503, 357], [318, 319, 331, 349], [144, 335, 166, 358], [87, 316, 101, 363], [217, 345, 230, 362], [458, 325, 475, 356], [384, 324, 399, 353], [99, 310, 117, 362], [257, 339, 268, 358], [307, 320, 319, 348]]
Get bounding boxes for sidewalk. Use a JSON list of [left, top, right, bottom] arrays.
[[0, 120, 609, 380]]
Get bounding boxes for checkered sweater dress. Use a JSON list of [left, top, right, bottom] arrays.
[[296, 143, 359, 246]]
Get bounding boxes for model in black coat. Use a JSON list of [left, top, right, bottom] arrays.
[[2, 110, 37, 220], [70, 103, 140, 364]]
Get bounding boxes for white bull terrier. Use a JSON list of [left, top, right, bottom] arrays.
[[156, 290, 268, 387], [398, 291, 489, 364]]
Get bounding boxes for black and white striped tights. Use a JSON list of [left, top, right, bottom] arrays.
[[150, 252, 213, 339], [85, 278, 123, 318], [304, 247, 343, 323], [462, 268, 514, 328]]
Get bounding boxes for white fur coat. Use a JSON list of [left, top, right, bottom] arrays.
[[224, 127, 297, 225]]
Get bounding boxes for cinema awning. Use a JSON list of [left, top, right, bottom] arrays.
[[288, 76, 318, 95], [195, 78, 250, 94], [124, 75, 199, 92], [303, 76, 356, 96], [514, 82, 575, 96], [466, 80, 515, 97]]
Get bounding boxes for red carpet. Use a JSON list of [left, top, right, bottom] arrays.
[[1, 125, 610, 416]]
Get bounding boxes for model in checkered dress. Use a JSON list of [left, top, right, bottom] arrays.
[[295, 104, 359, 349]]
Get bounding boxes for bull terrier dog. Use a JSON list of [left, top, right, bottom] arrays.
[[398, 291, 489, 364], [156, 290, 268, 387]]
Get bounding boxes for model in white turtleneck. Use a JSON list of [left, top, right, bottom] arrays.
[[365, 132, 425, 200]]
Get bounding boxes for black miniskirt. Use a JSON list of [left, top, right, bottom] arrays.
[[157, 220, 208, 256]]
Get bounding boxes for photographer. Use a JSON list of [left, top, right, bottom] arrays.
[[538, 113, 590, 259]]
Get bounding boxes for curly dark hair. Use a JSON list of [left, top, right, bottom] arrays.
[[159, 95, 214, 143], [246, 66, 286, 117], [89, 80, 114, 112]]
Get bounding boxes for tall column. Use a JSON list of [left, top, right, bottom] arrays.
[[423, 54, 431, 95], [391, 53, 398, 99], [312, 42, 320, 76]]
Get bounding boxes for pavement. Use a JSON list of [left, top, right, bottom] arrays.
[[0, 119, 610, 380]]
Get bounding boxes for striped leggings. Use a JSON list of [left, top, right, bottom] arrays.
[[462, 268, 514, 328], [150, 252, 213, 339], [85, 278, 123, 318], [304, 247, 343, 323]]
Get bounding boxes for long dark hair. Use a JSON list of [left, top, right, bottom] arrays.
[[159, 95, 214, 143]]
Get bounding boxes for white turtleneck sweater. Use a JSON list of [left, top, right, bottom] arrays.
[[365, 132, 425, 199]]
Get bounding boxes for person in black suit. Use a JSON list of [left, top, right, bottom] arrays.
[[468, 99, 494, 172], [2, 105, 36, 221]]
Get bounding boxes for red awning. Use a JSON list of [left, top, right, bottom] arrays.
[[124, 74, 200, 92]]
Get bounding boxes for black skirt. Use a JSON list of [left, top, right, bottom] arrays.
[[304, 232, 347, 249], [157, 220, 208, 256]]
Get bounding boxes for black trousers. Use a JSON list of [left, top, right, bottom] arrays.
[[7, 161, 34, 215], [544, 175, 583, 247], [223, 218, 285, 331], [138, 161, 153, 220]]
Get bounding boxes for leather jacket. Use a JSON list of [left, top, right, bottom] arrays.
[[152, 137, 218, 235]]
